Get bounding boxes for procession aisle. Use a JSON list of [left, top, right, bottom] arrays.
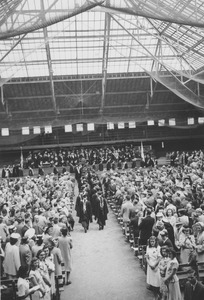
[[61, 200, 154, 300]]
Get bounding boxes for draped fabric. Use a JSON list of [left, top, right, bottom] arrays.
[[100, 0, 204, 28], [0, 0, 104, 40]]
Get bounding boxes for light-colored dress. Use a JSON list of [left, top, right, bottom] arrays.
[[158, 257, 171, 298], [45, 254, 56, 295], [146, 245, 161, 287], [196, 231, 204, 263], [51, 247, 62, 276], [17, 277, 30, 300], [3, 243, 21, 278], [58, 236, 72, 272], [29, 269, 50, 300], [179, 235, 196, 264], [166, 258, 181, 300], [51, 246, 64, 291]]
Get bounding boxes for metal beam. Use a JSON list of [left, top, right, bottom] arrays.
[[41, 0, 57, 113], [100, 7, 111, 114]]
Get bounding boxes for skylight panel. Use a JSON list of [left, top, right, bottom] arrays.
[[53, 63, 78, 76], [1, 65, 27, 78], [26, 64, 49, 77]]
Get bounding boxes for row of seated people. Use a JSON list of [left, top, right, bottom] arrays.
[[24, 144, 156, 170], [107, 193, 204, 300], [0, 172, 76, 300], [1, 154, 154, 179], [24, 144, 143, 169], [101, 157, 204, 299]]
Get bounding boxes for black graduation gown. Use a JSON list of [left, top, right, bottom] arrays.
[[78, 200, 93, 224], [95, 197, 109, 226]]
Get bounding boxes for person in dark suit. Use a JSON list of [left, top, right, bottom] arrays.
[[28, 166, 34, 176], [138, 208, 155, 245], [19, 236, 32, 269], [159, 229, 173, 248], [95, 192, 109, 230], [184, 271, 204, 300], [129, 208, 140, 239], [78, 195, 92, 233]]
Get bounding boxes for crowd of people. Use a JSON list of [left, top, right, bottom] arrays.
[[0, 171, 77, 300], [0, 156, 111, 300], [24, 144, 142, 169], [101, 149, 204, 300], [1, 146, 204, 300]]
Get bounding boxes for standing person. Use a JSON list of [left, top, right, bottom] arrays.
[[58, 228, 73, 285], [3, 233, 21, 279], [145, 236, 161, 294], [179, 226, 196, 264], [160, 229, 173, 249], [0, 236, 5, 276], [17, 266, 40, 300], [158, 246, 171, 300], [44, 245, 56, 299], [78, 194, 92, 233], [0, 216, 8, 247], [184, 270, 204, 300], [49, 238, 63, 290], [138, 208, 155, 245], [19, 236, 32, 269], [120, 195, 133, 236], [95, 192, 109, 230], [129, 209, 140, 240], [29, 257, 50, 300], [164, 248, 181, 300]]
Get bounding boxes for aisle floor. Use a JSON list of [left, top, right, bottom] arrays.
[[61, 203, 154, 300]]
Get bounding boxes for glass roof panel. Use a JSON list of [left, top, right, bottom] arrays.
[[0, 1, 204, 80]]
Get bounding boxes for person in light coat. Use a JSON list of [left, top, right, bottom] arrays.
[[120, 195, 134, 235], [4, 233, 21, 279], [58, 228, 73, 285]]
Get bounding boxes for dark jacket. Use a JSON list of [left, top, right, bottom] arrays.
[[138, 215, 154, 243], [160, 238, 173, 249], [95, 197, 109, 226], [184, 281, 204, 300]]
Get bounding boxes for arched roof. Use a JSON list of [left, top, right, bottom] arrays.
[[0, 0, 204, 128]]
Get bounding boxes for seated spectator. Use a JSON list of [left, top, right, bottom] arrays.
[[17, 266, 40, 300], [184, 270, 204, 300]]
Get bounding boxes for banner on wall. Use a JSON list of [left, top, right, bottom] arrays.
[[44, 125, 52, 133], [33, 126, 41, 134], [107, 122, 114, 130], [87, 123, 94, 131], [76, 124, 83, 132], [118, 122, 125, 129], [1, 128, 9, 136], [22, 127, 29, 135], [187, 118, 194, 125], [169, 118, 176, 126], [65, 124, 72, 132], [158, 119, 165, 126], [129, 121, 136, 128], [147, 120, 154, 126]]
